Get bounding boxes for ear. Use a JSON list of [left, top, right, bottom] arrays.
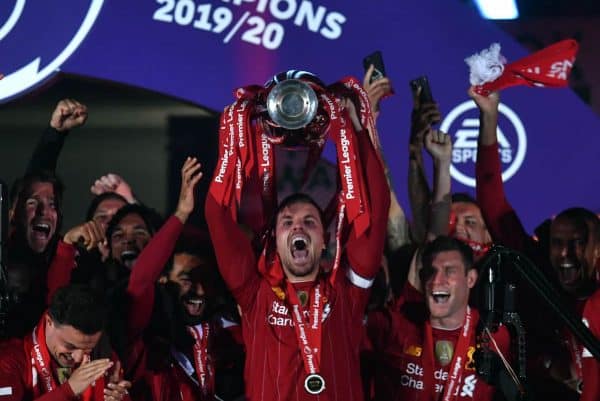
[[45, 314, 54, 331], [466, 268, 478, 289], [158, 276, 168, 284]]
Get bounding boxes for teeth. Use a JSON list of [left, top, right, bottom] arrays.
[[33, 223, 50, 234], [432, 291, 450, 296], [291, 235, 308, 250], [121, 250, 138, 261], [187, 299, 204, 305]]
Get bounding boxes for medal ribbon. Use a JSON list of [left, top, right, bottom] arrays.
[[422, 307, 475, 401], [186, 323, 213, 395], [285, 282, 325, 376], [567, 332, 583, 381]]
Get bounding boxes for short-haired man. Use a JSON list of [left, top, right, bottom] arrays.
[[206, 108, 389, 399], [0, 284, 130, 401], [367, 236, 510, 401]]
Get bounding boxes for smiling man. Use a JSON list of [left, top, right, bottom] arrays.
[[367, 236, 510, 401], [0, 284, 130, 401]]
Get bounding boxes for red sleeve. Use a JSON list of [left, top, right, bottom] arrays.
[[205, 195, 261, 310], [0, 340, 77, 401], [46, 241, 76, 304], [475, 143, 530, 251], [345, 129, 391, 279], [126, 215, 184, 338], [581, 292, 600, 401]]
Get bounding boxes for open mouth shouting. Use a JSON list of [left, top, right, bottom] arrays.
[[290, 234, 310, 265], [120, 249, 140, 269], [431, 290, 451, 304], [28, 219, 55, 252], [556, 261, 581, 287], [184, 297, 205, 317]]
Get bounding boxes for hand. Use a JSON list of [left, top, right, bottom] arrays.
[[341, 97, 363, 133], [50, 99, 88, 132], [363, 64, 393, 118], [468, 86, 500, 116], [424, 129, 452, 165], [410, 103, 442, 150], [174, 157, 203, 223], [90, 173, 137, 204], [104, 361, 131, 401], [64, 220, 106, 251], [67, 358, 113, 395]]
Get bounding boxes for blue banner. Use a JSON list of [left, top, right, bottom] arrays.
[[1, 0, 599, 231]]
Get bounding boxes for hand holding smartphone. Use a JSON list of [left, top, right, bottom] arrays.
[[409, 76, 435, 104], [363, 51, 387, 84]]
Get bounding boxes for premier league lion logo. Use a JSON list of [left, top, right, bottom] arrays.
[[0, 0, 104, 103]]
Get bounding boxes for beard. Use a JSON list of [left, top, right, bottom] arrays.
[[163, 282, 208, 327]]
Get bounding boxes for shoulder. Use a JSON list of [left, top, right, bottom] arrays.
[[0, 338, 27, 369]]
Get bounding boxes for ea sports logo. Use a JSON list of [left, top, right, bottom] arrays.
[[440, 100, 527, 188], [0, 0, 104, 103]]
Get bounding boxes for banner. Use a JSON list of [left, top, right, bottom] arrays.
[[1, 0, 599, 231]]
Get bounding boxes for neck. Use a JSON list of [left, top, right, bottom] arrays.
[[430, 306, 467, 330], [284, 266, 320, 284]]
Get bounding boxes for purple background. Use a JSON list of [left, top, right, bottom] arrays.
[[1, 0, 599, 232]]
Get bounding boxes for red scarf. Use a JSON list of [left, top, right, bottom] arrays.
[[475, 39, 579, 95], [422, 307, 477, 401], [172, 323, 214, 400], [23, 315, 105, 400]]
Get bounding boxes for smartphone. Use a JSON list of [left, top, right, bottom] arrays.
[[363, 51, 387, 84], [409, 76, 435, 104]]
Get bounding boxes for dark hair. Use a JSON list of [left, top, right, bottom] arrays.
[[85, 192, 128, 221], [451, 193, 478, 206], [554, 207, 600, 241], [421, 236, 475, 281], [105, 204, 161, 249], [48, 285, 106, 335], [274, 193, 325, 227]]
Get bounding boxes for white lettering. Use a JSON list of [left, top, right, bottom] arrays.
[[406, 362, 423, 376], [293, 1, 326, 32], [319, 11, 345, 39], [269, 0, 297, 20]]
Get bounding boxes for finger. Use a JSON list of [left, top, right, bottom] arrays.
[[190, 170, 203, 187], [106, 174, 119, 186], [363, 64, 375, 88], [110, 361, 121, 383], [117, 380, 131, 389], [100, 176, 115, 189], [88, 221, 105, 246], [91, 185, 102, 195], [181, 156, 194, 175]]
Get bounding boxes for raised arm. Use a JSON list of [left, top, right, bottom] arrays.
[[471, 88, 529, 250], [408, 99, 441, 244], [344, 104, 391, 279], [205, 171, 260, 310], [26, 99, 88, 174], [424, 129, 452, 241], [126, 157, 202, 337], [363, 66, 410, 253]]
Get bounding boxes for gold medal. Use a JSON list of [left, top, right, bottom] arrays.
[[56, 368, 72, 384], [304, 374, 326, 394], [297, 290, 309, 307], [434, 340, 454, 367]]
